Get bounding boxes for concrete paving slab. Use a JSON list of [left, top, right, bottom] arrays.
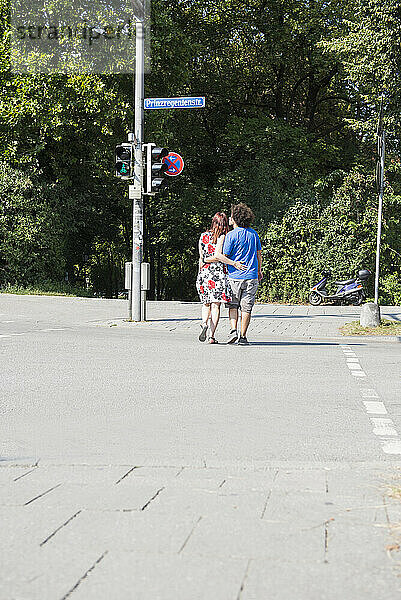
[[69, 552, 247, 600], [32, 481, 166, 511], [0, 546, 106, 600], [0, 505, 83, 548], [182, 515, 324, 560], [42, 509, 200, 554], [144, 487, 268, 519], [242, 555, 399, 600]]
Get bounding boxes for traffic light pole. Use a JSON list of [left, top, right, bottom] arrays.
[[129, 17, 145, 322]]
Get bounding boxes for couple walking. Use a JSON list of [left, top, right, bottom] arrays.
[[196, 202, 263, 345]]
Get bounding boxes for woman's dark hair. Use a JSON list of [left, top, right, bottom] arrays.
[[209, 212, 229, 243], [231, 203, 255, 228]]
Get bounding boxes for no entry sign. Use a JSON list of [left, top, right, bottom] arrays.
[[163, 152, 185, 177]]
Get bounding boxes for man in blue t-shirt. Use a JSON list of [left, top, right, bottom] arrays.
[[217, 203, 263, 345]]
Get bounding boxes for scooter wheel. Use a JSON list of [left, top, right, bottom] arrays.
[[309, 292, 322, 306], [355, 291, 365, 306]]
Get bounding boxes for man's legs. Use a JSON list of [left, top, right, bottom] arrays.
[[229, 307, 238, 331], [238, 279, 259, 343], [240, 310, 251, 337]]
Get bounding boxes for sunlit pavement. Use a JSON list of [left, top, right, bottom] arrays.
[[1, 295, 401, 599]]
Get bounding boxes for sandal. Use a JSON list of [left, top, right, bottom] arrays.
[[208, 337, 218, 344], [199, 323, 208, 342]]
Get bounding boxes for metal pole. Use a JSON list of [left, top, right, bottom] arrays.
[[374, 131, 385, 305], [129, 18, 145, 321]]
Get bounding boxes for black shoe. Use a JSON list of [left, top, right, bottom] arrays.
[[227, 329, 238, 344], [199, 323, 208, 342], [238, 336, 249, 346]]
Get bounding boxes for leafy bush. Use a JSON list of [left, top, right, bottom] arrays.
[[0, 162, 66, 286], [258, 172, 401, 304]]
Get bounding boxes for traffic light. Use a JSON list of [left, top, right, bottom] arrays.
[[115, 143, 133, 178], [144, 143, 169, 194]]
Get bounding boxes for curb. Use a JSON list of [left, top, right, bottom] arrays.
[[330, 335, 401, 343], [101, 321, 401, 344]]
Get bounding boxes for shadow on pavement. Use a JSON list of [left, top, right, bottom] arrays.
[[247, 341, 365, 347]]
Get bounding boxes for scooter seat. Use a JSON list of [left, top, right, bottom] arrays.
[[335, 278, 355, 286]]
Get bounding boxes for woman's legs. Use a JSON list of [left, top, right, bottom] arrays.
[[209, 302, 221, 338], [202, 303, 211, 325]]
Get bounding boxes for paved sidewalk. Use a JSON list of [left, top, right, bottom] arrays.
[[1, 462, 401, 599], [109, 301, 401, 341]]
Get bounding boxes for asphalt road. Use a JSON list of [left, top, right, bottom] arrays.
[[1, 295, 401, 599]]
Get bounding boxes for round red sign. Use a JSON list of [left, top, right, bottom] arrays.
[[163, 152, 185, 177]]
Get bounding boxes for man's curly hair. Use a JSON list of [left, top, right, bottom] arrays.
[[231, 203, 255, 228]]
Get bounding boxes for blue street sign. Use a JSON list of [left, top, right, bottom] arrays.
[[144, 97, 206, 110]]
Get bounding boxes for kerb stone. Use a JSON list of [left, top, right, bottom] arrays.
[[360, 302, 381, 327]]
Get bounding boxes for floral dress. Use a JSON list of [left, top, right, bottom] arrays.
[[196, 231, 232, 304]]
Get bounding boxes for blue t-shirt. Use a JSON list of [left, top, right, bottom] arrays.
[[223, 227, 261, 280]]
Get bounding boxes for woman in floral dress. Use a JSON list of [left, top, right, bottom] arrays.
[[196, 212, 245, 343]]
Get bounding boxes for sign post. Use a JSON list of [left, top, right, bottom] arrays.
[[129, 18, 145, 322], [374, 130, 385, 305], [374, 96, 385, 306]]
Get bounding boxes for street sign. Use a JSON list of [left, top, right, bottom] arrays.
[[163, 152, 184, 177], [144, 97, 205, 110]]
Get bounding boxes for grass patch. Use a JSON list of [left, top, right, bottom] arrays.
[[340, 319, 401, 336], [0, 282, 96, 298]]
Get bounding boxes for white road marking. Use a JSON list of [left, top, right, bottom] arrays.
[[340, 344, 401, 453], [0, 335, 12, 338], [1, 320, 15, 323], [40, 328, 66, 332], [361, 389, 379, 398], [370, 418, 398, 436], [347, 363, 362, 370], [363, 401, 387, 415], [381, 439, 401, 454]]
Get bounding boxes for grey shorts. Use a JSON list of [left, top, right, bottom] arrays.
[[227, 279, 259, 313]]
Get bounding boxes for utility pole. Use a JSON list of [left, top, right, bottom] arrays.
[[374, 99, 385, 306], [129, 17, 145, 321]]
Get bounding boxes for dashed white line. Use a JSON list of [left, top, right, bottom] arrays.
[[361, 389, 379, 398], [363, 401, 387, 414], [381, 439, 401, 454], [370, 418, 398, 437], [339, 344, 401, 453], [347, 363, 362, 370]]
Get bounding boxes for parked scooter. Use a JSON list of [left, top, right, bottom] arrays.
[[309, 269, 371, 306]]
